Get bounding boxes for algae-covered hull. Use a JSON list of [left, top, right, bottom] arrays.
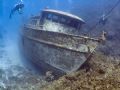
[[21, 26, 97, 74], [21, 9, 99, 74]]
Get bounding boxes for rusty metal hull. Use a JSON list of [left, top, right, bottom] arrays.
[[21, 26, 97, 74]]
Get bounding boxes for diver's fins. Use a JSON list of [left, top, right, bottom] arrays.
[[9, 9, 15, 19], [9, 13, 12, 19]]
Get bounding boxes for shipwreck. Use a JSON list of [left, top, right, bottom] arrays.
[[21, 9, 105, 75]]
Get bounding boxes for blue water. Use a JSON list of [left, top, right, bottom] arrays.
[[0, 0, 120, 70], [0, 0, 120, 89]]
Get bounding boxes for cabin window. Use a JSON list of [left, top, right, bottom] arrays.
[[40, 13, 46, 24], [47, 13, 52, 20], [52, 15, 59, 22], [45, 13, 59, 22], [67, 20, 79, 28], [61, 17, 79, 28], [72, 21, 79, 28], [42, 13, 48, 20], [59, 16, 79, 28], [66, 19, 72, 26], [78, 24, 82, 29], [61, 17, 67, 23]]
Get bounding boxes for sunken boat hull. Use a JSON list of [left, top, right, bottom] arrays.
[[21, 9, 99, 74], [22, 26, 97, 74]]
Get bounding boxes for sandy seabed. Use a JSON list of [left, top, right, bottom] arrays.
[[0, 38, 49, 90]]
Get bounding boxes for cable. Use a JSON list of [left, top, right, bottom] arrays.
[[105, 0, 120, 17], [89, 0, 120, 31]]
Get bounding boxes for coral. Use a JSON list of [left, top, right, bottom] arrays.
[[41, 53, 120, 90]]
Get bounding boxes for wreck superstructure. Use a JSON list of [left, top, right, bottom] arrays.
[[21, 9, 101, 74]]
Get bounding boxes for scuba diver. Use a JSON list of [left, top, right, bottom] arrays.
[[9, 0, 24, 18]]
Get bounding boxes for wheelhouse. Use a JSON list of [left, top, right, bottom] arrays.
[[28, 9, 85, 34], [40, 9, 85, 29]]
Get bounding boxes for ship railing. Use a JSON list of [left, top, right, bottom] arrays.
[[24, 24, 44, 30], [68, 31, 106, 43]]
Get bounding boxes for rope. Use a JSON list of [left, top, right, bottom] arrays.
[[105, 0, 120, 17], [89, 0, 120, 31]]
